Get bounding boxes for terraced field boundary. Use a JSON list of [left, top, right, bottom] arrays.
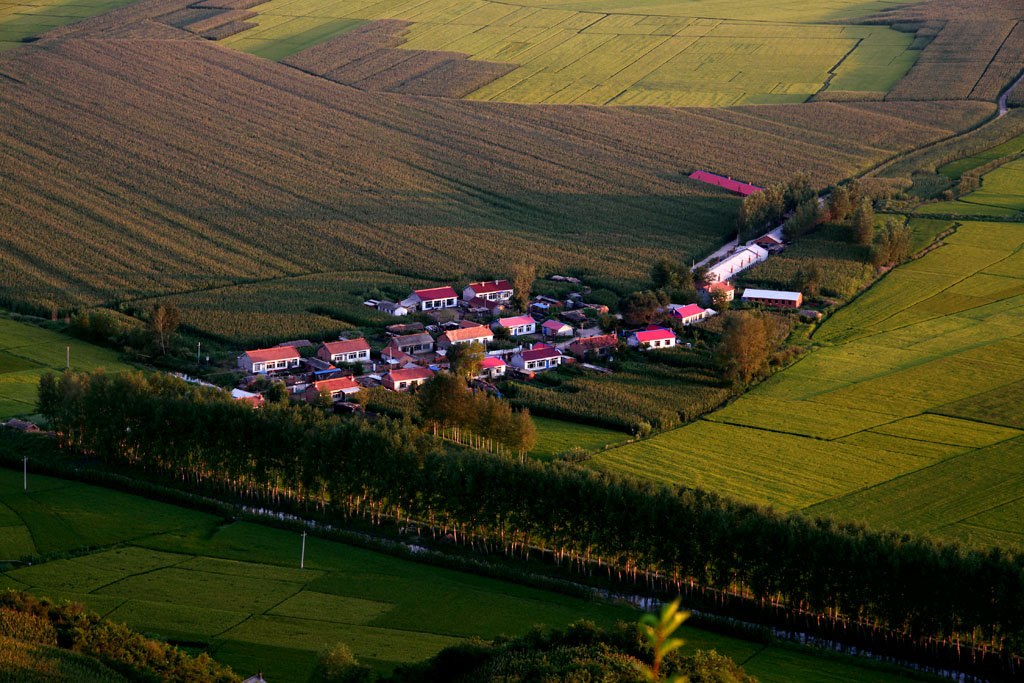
[[594, 210, 1024, 550]]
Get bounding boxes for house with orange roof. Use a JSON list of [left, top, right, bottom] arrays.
[[317, 338, 371, 365], [303, 376, 360, 404], [437, 324, 493, 349], [238, 347, 302, 374]]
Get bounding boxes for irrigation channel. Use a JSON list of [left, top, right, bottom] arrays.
[[241, 504, 1016, 683]]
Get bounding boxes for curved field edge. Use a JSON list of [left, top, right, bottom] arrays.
[[593, 218, 1024, 551]]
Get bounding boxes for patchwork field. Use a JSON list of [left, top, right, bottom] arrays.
[[0, 18, 992, 342], [0, 463, 924, 682], [0, 316, 134, 420], [214, 0, 922, 106], [917, 157, 1024, 218], [0, 0, 135, 50], [596, 215, 1024, 550]]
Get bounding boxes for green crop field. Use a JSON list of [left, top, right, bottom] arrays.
[[0, 0, 135, 51], [529, 416, 630, 459], [0, 464, 925, 682], [216, 0, 922, 106], [595, 209, 1024, 550], [0, 315, 134, 420], [938, 132, 1024, 179]]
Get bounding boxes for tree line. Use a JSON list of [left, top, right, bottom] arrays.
[[37, 370, 1024, 668]]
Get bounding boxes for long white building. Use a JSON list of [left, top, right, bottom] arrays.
[[707, 244, 768, 283]]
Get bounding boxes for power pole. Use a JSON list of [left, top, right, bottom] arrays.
[[66, 346, 70, 370], [300, 531, 307, 569], [197, 342, 201, 367], [23, 457, 27, 491]]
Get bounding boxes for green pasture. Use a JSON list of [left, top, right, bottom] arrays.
[[529, 416, 630, 459], [0, 463, 927, 682], [0, 315, 134, 420], [218, 0, 921, 106], [596, 211, 1024, 550], [919, 158, 1024, 217], [938, 132, 1024, 179], [0, 0, 134, 50]]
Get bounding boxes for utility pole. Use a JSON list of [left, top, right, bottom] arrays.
[[197, 342, 201, 367], [300, 531, 307, 569], [23, 457, 27, 491], [66, 346, 70, 370]]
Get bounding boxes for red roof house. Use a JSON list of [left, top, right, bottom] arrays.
[[511, 345, 563, 372], [689, 171, 763, 197], [405, 286, 459, 311], [493, 315, 536, 336], [304, 377, 360, 403], [628, 325, 677, 350], [671, 303, 707, 325], [318, 338, 371, 364], [238, 347, 302, 374], [477, 356, 507, 380], [383, 367, 434, 391], [463, 280, 513, 302]]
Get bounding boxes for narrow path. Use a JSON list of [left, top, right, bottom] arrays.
[[998, 70, 1024, 116]]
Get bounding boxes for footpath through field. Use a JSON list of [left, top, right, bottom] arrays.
[[999, 71, 1024, 116]]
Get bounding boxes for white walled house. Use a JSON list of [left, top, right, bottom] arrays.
[[383, 367, 434, 391], [511, 345, 562, 372], [541, 320, 573, 337], [493, 315, 536, 337], [238, 347, 301, 374], [317, 338, 371, 365], [436, 325, 493, 349], [627, 326, 677, 350], [405, 286, 459, 311], [463, 280, 513, 303], [477, 356, 507, 380], [670, 303, 707, 326]]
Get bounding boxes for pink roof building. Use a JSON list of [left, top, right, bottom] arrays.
[[689, 171, 763, 197]]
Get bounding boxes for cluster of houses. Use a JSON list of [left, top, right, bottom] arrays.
[[232, 273, 805, 408]]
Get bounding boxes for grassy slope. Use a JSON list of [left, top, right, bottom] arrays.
[[0, 316, 134, 420], [594, 215, 1024, 550], [0, 635, 129, 682], [0, 460, 935, 683], [530, 416, 630, 459]]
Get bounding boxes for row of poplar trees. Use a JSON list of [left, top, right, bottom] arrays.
[[37, 370, 1024, 666]]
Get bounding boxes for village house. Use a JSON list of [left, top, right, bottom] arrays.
[[317, 338, 371, 365], [628, 325, 677, 350], [303, 376, 360, 404], [466, 296, 505, 317], [494, 314, 536, 337], [671, 303, 707, 326], [463, 280, 513, 303], [529, 295, 564, 317], [560, 310, 588, 326], [381, 348, 419, 366], [477, 356, 507, 380], [376, 301, 409, 316], [511, 344, 563, 372], [568, 334, 618, 359], [403, 286, 459, 311], [238, 347, 301, 374], [383, 367, 434, 391], [698, 281, 735, 305], [541, 319, 573, 337], [742, 288, 803, 308], [385, 332, 434, 356], [436, 324, 493, 349], [707, 245, 768, 283]]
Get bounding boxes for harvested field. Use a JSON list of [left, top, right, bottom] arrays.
[[200, 20, 257, 40], [0, 31, 980, 341], [867, 0, 1024, 103]]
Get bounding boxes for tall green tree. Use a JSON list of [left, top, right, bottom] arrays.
[[851, 197, 875, 246], [716, 311, 772, 383], [447, 341, 486, 379]]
